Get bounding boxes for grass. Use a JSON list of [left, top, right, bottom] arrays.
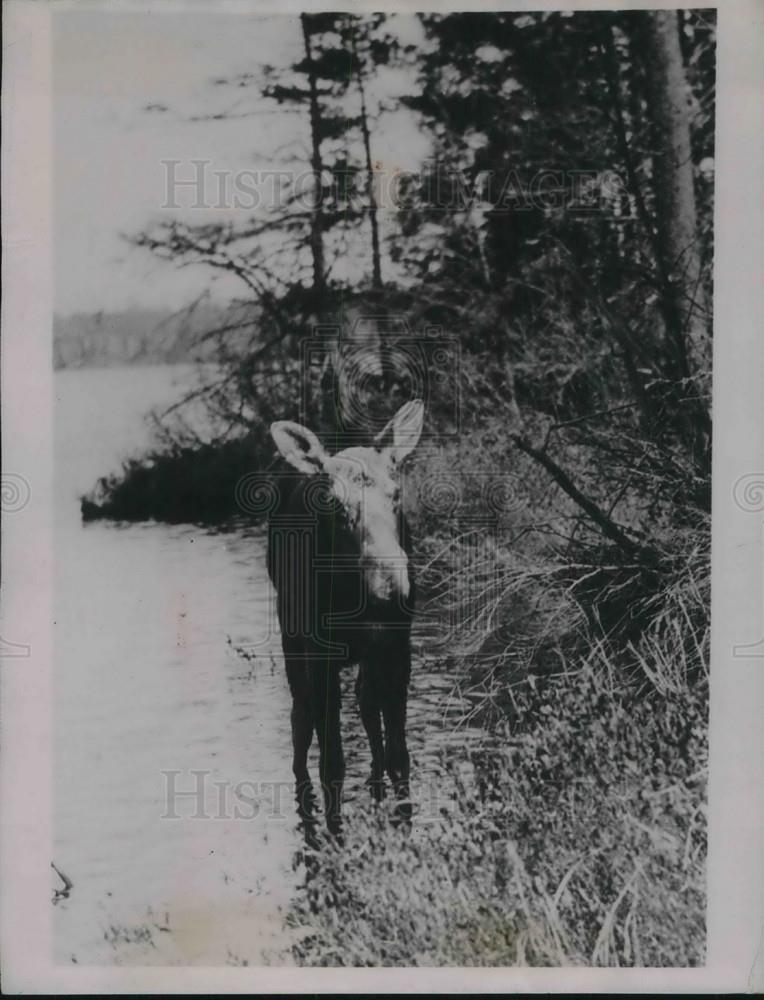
[[288, 618, 707, 967]]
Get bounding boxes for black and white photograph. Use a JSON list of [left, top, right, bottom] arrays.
[[2, 0, 764, 991]]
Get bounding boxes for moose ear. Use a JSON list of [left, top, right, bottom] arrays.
[[374, 399, 424, 464], [270, 420, 329, 475]]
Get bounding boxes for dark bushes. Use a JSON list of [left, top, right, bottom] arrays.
[[81, 436, 262, 525]]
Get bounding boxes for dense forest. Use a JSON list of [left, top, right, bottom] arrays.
[[84, 10, 714, 966]]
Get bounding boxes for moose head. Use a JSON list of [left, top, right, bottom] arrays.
[[270, 400, 424, 604]]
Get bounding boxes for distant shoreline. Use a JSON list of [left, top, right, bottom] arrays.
[[53, 304, 253, 370]]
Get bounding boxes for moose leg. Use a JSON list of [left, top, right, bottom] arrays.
[[381, 644, 412, 823], [356, 663, 385, 803], [285, 658, 316, 832], [309, 659, 344, 835]]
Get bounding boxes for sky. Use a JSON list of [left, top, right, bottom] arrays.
[[53, 8, 429, 315]]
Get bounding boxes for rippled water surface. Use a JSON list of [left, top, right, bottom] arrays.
[[53, 365, 483, 966]]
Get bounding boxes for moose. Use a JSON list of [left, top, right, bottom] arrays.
[[267, 399, 424, 835]]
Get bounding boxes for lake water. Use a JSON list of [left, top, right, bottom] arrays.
[[52, 364, 482, 966]]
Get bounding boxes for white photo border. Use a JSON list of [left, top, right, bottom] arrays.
[[2, 0, 762, 992]]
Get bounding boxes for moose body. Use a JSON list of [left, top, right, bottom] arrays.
[[266, 400, 424, 834]]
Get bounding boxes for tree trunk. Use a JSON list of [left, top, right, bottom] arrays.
[[643, 9, 710, 380], [300, 14, 326, 301], [642, 9, 711, 471], [300, 15, 337, 434], [350, 25, 383, 290]]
